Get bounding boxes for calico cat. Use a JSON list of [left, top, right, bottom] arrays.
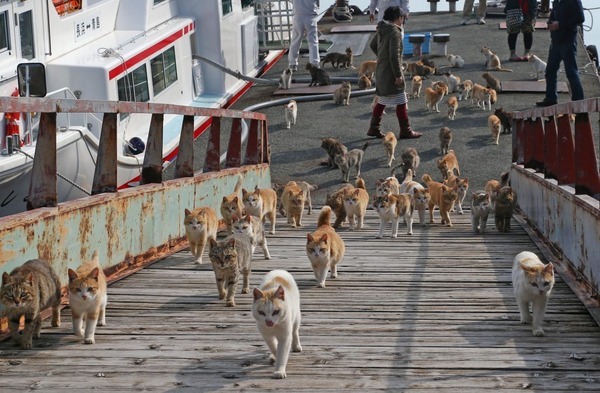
[[527, 54, 547, 80], [411, 75, 423, 98], [494, 107, 513, 134], [471, 83, 493, 110], [512, 251, 555, 336], [443, 71, 461, 93], [357, 60, 377, 79], [232, 214, 271, 260], [470, 190, 492, 233], [208, 234, 253, 307], [488, 114, 502, 145], [422, 174, 458, 226], [220, 174, 244, 235], [306, 63, 331, 86], [375, 176, 401, 197], [281, 181, 305, 227], [482, 72, 501, 92], [242, 187, 278, 235], [457, 79, 473, 101], [342, 179, 369, 230], [285, 100, 297, 129], [278, 68, 292, 89], [437, 149, 460, 180], [306, 206, 346, 288], [447, 96, 458, 120], [184, 207, 218, 264], [252, 270, 302, 379], [325, 183, 353, 229], [391, 147, 420, 179], [424, 85, 446, 112], [439, 126, 452, 155], [0, 259, 61, 349], [406, 62, 435, 78], [399, 168, 429, 226], [321, 46, 353, 68], [334, 142, 369, 183], [447, 53, 465, 68], [495, 186, 517, 233], [358, 75, 372, 90], [67, 251, 107, 344], [382, 132, 397, 168], [333, 81, 351, 106], [481, 47, 513, 72], [320, 137, 348, 169], [372, 193, 414, 237], [444, 175, 469, 215]]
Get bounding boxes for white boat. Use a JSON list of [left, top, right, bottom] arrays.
[[0, 0, 286, 217]]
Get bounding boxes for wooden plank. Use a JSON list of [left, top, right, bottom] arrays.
[[498, 21, 549, 30]]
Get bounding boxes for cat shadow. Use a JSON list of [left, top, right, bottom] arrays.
[[417, 147, 440, 162], [466, 134, 494, 149]]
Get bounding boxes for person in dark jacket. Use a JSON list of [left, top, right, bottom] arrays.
[[536, 0, 585, 107], [366, 6, 421, 139], [504, 0, 537, 61]]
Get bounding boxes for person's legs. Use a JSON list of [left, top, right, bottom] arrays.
[[540, 43, 561, 104], [508, 33, 519, 59], [476, 1, 487, 24], [288, 18, 305, 70], [367, 102, 386, 138], [462, 0, 475, 24], [305, 17, 320, 67], [562, 41, 584, 101], [523, 32, 533, 55], [397, 102, 421, 139]]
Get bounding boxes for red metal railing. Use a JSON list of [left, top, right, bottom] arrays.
[[512, 98, 600, 198]]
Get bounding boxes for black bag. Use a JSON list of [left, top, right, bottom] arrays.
[[506, 8, 524, 30]]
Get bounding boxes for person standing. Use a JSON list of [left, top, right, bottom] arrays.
[[504, 0, 537, 61], [369, 0, 409, 24], [462, 0, 487, 25], [367, 6, 421, 139], [288, 0, 320, 71], [536, 0, 585, 107]]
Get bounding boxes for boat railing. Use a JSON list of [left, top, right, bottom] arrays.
[[44, 87, 104, 136]]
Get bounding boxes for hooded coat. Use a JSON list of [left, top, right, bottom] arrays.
[[369, 20, 405, 97]]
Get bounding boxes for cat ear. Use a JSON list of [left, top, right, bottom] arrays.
[[306, 234, 314, 242], [25, 272, 34, 286], [2, 272, 11, 286], [275, 285, 285, 301], [184, 208, 191, 216], [353, 189, 360, 196], [245, 215, 252, 223], [68, 268, 79, 282], [209, 238, 218, 249], [227, 238, 236, 248], [242, 189, 248, 196], [319, 234, 329, 243], [545, 263, 554, 275], [253, 287, 264, 301], [89, 267, 100, 281], [232, 196, 238, 203], [222, 196, 228, 203], [232, 214, 239, 222]]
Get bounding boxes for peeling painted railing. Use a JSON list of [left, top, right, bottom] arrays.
[[511, 98, 600, 321]]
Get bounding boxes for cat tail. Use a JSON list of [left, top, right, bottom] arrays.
[[307, 183, 318, 191], [317, 206, 333, 227], [233, 174, 244, 194], [390, 164, 402, 178], [404, 168, 414, 182], [500, 171, 510, 187], [355, 178, 366, 190], [421, 174, 434, 186], [361, 141, 370, 152], [91, 250, 99, 263]]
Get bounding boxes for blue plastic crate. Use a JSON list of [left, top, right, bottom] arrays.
[[403, 32, 432, 56]]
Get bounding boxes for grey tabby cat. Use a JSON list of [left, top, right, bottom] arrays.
[[439, 126, 452, 155], [495, 186, 517, 233], [208, 234, 253, 307], [470, 190, 492, 234], [334, 142, 369, 183], [232, 214, 271, 260], [392, 147, 420, 180], [0, 259, 61, 349]]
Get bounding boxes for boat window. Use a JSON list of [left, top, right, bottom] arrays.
[[19, 11, 35, 60], [150, 46, 177, 95], [117, 64, 150, 120], [241, 0, 253, 8], [153, 0, 167, 5], [222, 0, 233, 16], [0, 10, 10, 54]]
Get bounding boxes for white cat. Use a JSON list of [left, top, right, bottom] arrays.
[[284, 100, 297, 129], [447, 53, 464, 68], [527, 54, 547, 80], [470, 190, 491, 233], [278, 68, 292, 89], [443, 72, 461, 93], [253, 270, 302, 379], [512, 251, 555, 336]]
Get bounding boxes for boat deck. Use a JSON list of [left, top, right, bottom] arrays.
[[1, 211, 600, 392]]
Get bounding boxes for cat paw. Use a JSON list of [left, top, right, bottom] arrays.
[[33, 332, 41, 339], [268, 354, 276, 363], [84, 337, 96, 344], [226, 301, 236, 307], [21, 342, 32, 350], [376, 235, 382, 239], [520, 317, 532, 324], [241, 288, 249, 294], [407, 231, 413, 235], [98, 320, 106, 326], [272, 371, 287, 379], [194, 259, 204, 265], [317, 282, 326, 288], [293, 344, 303, 352], [218, 293, 226, 300], [74, 329, 84, 338], [532, 328, 545, 337]]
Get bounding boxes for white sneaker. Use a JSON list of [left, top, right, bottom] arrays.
[[462, 18, 469, 25], [477, 19, 486, 25]]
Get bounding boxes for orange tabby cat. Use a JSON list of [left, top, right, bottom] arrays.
[[447, 96, 458, 120], [471, 83, 493, 111], [424, 85, 446, 113], [488, 114, 502, 145], [220, 174, 244, 235], [411, 75, 423, 98], [306, 206, 346, 288], [444, 175, 469, 215], [382, 132, 397, 168], [422, 174, 458, 226], [242, 187, 278, 234], [184, 207, 219, 264], [357, 60, 377, 79], [281, 181, 305, 228], [437, 149, 460, 180], [342, 178, 369, 230]]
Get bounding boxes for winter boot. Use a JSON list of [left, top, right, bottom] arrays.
[[398, 118, 422, 139], [367, 115, 384, 138]]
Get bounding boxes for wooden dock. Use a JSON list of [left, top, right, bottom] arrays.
[[2, 209, 600, 392]]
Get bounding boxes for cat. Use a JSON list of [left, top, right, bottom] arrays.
[[306, 206, 346, 288], [470, 190, 492, 233], [411, 75, 423, 98], [357, 60, 377, 79], [306, 63, 331, 86], [437, 149, 460, 180], [443, 71, 461, 93], [0, 259, 61, 349], [471, 83, 493, 111], [375, 176, 401, 197], [220, 174, 244, 235], [447, 96, 458, 120], [420, 56, 436, 69], [527, 54, 547, 80], [334, 141, 369, 183], [321, 46, 353, 68], [494, 107, 513, 134], [430, 80, 449, 96], [372, 193, 414, 237], [281, 181, 305, 227], [252, 270, 302, 379], [232, 214, 271, 260], [395, 147, 420, 179], [278, 68, 292, 89], [490, 88, 497, 105], [485, 179, 501, 209], [274, 181, 317, 217], [342, 178, 369, 230], [512, 251, 555, 336], [444, 175, 469, 215], [495, 186, 517, 233], [439, 126, 452, 155], [320, 137, 348, 169], [457, 79, 473, 101], [358, 74, 372, 90], [447, 53, 465, 68], [424, 85, 446, 112], [481, 46, 513, 71], [285, 100, 297, 129], [208, 234, 253, 307], [399, 168, 430, 226], [325, 183, 353, 228], [488, 114, 502, 145], [333, 81, 351, 106], [422, 173, 458, 226], [242, 187, 278, 235], [184, 206, 218, 264], [67, 250, 107, 344], [482, 72, 501, 92], [382, 132, 397, 167], [406, 61, 435, 78]]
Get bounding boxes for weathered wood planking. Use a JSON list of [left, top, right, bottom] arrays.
[[1, 209, 600, 392]]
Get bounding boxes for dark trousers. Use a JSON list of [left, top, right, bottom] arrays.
[[545, 41, 584, 102]]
